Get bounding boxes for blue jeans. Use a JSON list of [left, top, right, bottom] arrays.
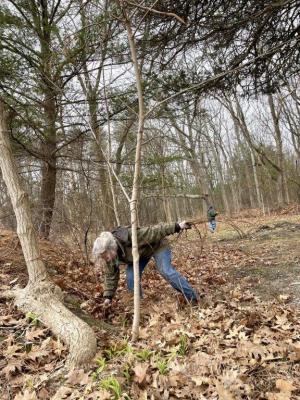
[[126, 247, 198, 301], [209, 220, 216, 232]]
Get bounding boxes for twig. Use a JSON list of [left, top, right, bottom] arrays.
[[191, 223, 207, 256], [126, 0, 187, 25]]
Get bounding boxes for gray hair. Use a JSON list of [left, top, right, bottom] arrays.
[[92, 232, 118, 260]]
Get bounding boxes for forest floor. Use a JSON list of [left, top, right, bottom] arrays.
[[1, 209, 300, 399]]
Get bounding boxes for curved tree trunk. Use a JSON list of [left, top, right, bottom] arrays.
[[0, 101, 97, 367]]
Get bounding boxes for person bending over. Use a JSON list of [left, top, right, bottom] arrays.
[[92, 222, 198, 305]]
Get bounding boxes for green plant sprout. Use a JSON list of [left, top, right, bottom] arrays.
[[155, 358, 169, 375], [100, 377, 122, 399], [91, 357, 107, 381], [135, 348, 153, 361], [25, 312, 40, 326], [104, 341, 132, 360], [121, 363, 132, 384], [177, 334, 189, 356]]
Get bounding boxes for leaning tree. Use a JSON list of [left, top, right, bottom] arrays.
[[0, 101, 97, 367]]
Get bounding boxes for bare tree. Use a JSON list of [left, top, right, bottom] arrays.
[[268, 93, 290, 204]]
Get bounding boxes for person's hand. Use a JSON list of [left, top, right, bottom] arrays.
[[179, 221, 192, 230], [103, 298, 112, 307]]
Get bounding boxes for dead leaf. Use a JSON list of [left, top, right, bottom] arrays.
[[138, 328, 150, 339], [86, 390, 111, 400], [138, 390, 148, 400], [14, 390, 38, 400], [149, 313, 160, 327], [44, 362, 55, 371], [168, 373, 187, 387], [66, 368, 90, 385], [215, 381, 235, 400], [289, 342, 300, 361], [4, 344, 22, 358], [68, 389, 81, 399], [1, 360, 23, 377], [25, 328, 47, 341], [276, 379, 295, 393], [266, 393, 291, 400], [134, 363, 149, 384], [49, 338, 65, 355], [191, 375, 210, 386], [275, 313, 288, 326], [37, 387, 50, 400], [0, 315, 19, 326], [51, 386, 73, 400], [151, 370, 159, 389], [25, 348, 49, 362]]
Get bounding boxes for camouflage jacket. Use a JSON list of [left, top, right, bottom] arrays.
[[103, 222, 180, 298]]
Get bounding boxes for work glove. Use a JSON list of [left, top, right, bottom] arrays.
[[179, 221, 192, 230]]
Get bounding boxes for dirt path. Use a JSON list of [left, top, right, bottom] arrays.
[[216, 218, 300, 304]]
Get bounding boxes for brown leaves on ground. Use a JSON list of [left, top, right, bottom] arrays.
[[1, 214, 300, 399], [133, 363, 149, 384], [66, 369, 91, 386]]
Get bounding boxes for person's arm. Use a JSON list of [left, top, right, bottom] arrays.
[[135, 222, 182, 245], [103, 261, 120, 300]]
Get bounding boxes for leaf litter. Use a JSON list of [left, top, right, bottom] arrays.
[[1, 214, 300, 399]]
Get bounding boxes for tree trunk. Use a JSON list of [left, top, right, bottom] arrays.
[[233, 119, 254, 208], [221, 141, 241, 212], [268, 94, 289, 205], [174, 196, 181, 220], [161, 164, 172, 222], [250, 148, 264, 212], [122, 4, 144, 341], [38, 1, 58, 238], [39, 79, 57, 238], [40, 154, 56, 238], [89, 97, 115, 229], [0, 101, 97, 367], [210, 141, 230, 214]]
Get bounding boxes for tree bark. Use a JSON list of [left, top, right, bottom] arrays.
[[209, 136, 230, 214], [268, 94, 289, 205], [233, 119, 255, 208], [220, 136, 241, 212], [0, 101, 97, 367], [40, 152, 56, 238], [121, 2, 145, 341], [89, 97, 115, 229], [38, 1, 58, 238], [250, 148, 264, 212]]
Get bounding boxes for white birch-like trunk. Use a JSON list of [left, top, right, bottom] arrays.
[[121, 4, 145, 340], [0, 101, 97, 367]]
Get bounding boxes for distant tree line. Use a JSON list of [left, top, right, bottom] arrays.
[[0, 0, 299, 247]]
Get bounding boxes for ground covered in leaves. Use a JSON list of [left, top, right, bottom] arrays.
[[1, 210, 300, 399]]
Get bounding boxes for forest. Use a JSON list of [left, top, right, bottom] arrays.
[[1, 1, 300, 399]]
